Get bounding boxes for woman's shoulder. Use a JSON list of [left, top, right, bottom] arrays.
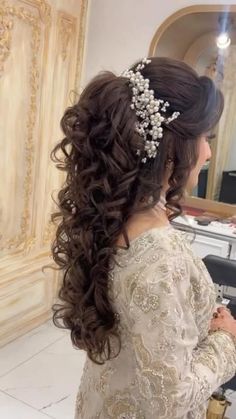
[[112, 227, 196, 307], [115, 225, 193, 267]]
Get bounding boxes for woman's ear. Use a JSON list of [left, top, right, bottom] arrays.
[[165, 142, 174, 168], [165, 156, 174, 171]]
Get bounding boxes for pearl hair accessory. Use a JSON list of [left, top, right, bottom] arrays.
[[122, 58, 180, 163], [66, 199, 77, 214]]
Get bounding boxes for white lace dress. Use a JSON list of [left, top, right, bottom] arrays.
[[75, 226, 236, 419]]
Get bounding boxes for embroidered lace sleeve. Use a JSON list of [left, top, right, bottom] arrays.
[[129, 254, 236, 418]]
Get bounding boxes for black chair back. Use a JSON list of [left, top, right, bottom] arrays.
[[203, 255, 236, 288]]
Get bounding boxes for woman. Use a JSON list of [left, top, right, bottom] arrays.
[[51, 57, 236, 419]]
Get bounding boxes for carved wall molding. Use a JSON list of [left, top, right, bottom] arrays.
[[20, 0, 51, 24], [0, 0, 87, 346], [0, 0, 51, 251], [57, 11, 76, 61], [75, 0, 88, 93], [42, 2, 88, 246], [0, 256, 58, 346], [0, 10, 13, 77]]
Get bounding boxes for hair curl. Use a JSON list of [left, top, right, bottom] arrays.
[[51, 57, 223, 363]]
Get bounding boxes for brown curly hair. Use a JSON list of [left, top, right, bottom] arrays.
[[51, 57, 223, 363]]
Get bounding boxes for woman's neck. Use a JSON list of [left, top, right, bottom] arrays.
[[116, 198, 170, 247]]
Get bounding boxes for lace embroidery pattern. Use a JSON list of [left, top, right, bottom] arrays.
[[133, 334, 179, 416], [194, 344, 217, 374], [74, 228, 236, 419], [103, 390, 144, 419], [133, 284, 160, 313]]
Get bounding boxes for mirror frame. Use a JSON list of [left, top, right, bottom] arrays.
[[148, 5, 236, 217]]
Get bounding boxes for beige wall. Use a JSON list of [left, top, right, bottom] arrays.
[[82, 0, 236, 85]]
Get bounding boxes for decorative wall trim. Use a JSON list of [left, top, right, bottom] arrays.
[[75, 0, 88, 93], [57, 11, 76, 61], [0, 0, 51, 251], [0, 10, 13, 77], [42, 1, 88, 246], [20, 0, 51, 24]]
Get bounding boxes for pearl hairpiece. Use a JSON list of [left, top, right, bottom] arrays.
[[66, 199, 77, 214], [122, 58, 180, 163]]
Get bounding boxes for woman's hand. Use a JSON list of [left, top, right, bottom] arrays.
[[210, 306, 236, 338]]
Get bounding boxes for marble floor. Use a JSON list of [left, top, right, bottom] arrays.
[[0, 321, 86, 419], [0, 321, 236, 419]]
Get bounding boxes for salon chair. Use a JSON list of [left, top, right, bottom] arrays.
[[203, 255, 236, 391]]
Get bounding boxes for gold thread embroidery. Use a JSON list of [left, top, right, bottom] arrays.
[[133, 284, 159, 313]]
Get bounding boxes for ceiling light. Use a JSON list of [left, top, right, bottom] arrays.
[[216, 32, 231, 49]]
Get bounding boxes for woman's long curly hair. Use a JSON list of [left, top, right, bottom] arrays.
[[51, 57, 223, 363]]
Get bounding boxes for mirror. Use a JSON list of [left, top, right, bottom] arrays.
[[149, 7, 236, 205]]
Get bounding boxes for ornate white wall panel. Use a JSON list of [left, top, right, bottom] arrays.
[[0, 0, 88, 346]]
